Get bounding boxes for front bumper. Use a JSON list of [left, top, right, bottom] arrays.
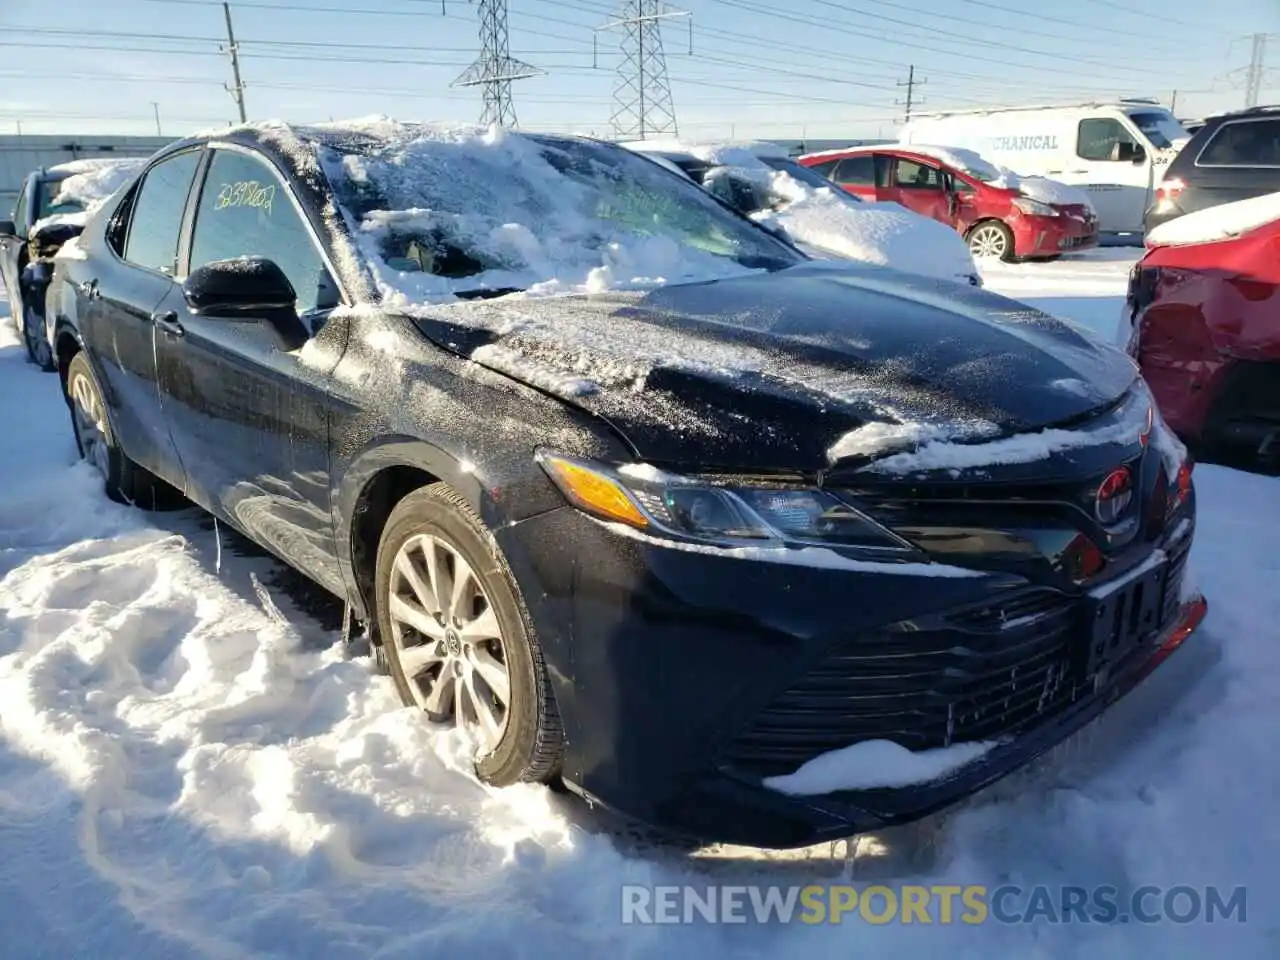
[[497, 498, 1204, 849], [1015, 214, 1099, 257]]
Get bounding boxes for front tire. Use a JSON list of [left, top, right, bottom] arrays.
[[65, 352, 162, 505], [23, 304, 54, 371], [967, 220, 1015, 262], [375, 483, 564, 786]]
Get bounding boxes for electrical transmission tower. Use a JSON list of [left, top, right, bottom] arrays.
[[1245, 32, 1269, 107], [896, 64, 925, 123], [453, 0, 543, 128], [598, 1, 690, 140]]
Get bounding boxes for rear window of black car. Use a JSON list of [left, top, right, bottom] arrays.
[[1195, 118, 1280, 168]]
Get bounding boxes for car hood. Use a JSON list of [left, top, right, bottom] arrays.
[[413, 263, 1137, 472]]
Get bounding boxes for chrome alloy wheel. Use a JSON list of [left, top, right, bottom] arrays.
[[387, 533, 511, 752], [69, 368, 110, 480], [968, 224, 1009, 259]]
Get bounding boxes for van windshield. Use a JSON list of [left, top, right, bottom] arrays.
[[1127, 111, 1187, 150]]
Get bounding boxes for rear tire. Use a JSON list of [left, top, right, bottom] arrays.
[[966, 220, 1015, 262], [374, 483, 564, 787], [65, 352, 164, 506]]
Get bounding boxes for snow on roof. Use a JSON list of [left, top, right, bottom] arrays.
[[44, 157, 144, 178], [1145, 191, 1280, 247]]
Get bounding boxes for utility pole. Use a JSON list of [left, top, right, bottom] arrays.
[[453, 0, 543, 128], [1245, 32, 1268, 108], [1169, 89, 1178, 114], [151, 101, 163, 136], [221, 2, 248, 123], [897, 64, 925, 123], [598, 1, 689, 140]]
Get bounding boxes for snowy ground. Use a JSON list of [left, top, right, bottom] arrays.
[[1, 253, 1277, 958]]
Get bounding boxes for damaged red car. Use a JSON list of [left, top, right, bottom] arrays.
[[1123, 193, 1280, 468]]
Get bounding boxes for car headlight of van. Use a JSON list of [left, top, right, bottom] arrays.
[[537, 452, 914, 552], [1013, 197, 1059, 217]]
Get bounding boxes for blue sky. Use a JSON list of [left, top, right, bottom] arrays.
[[1, 0, 1276, 139]]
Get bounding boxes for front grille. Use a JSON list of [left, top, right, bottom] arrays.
[[722, 589, 1084, 777], [726, 535, 1198, 779]]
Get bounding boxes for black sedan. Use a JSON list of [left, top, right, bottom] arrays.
[[46, 121, 1206, 848]]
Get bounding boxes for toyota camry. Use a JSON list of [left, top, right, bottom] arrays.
[[46, 119, 1206, 848]]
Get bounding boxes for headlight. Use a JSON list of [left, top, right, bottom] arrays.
[[538, 453, 913, 553], [1012, 197, 1059, 217]]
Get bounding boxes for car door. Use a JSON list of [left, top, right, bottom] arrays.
[[1186, 117, 1280, 215], [153, 144, 349, 596], [1058, 116, 1151, 234], [884, 157, 951, 225], [0, 176, 32, 314], [80, 149, 203, 489], [945, 172, 982, 235]]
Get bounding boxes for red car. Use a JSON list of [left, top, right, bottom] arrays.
[[798, 145, 1099, 262], [1123, 194, 1280, 467]]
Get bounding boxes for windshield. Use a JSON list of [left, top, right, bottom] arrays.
[[1127, 111, 1187, 150], [34, 177, 85, 220], [320, 128, 801, 300]]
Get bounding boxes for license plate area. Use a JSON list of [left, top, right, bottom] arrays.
[[1082, 557, 1168, 675]]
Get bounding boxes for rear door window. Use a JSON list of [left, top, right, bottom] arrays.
[[1195, 119, 1280, 167], [123, 150, 202, 275], [831, 155, 876, 186]]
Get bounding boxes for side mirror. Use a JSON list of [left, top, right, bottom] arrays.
[[182, 257, 308, 350], [0, 220, 15, 238], [1132, 145, 1147, 165], [183, 256, 297, 316]]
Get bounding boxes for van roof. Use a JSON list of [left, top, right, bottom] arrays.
[[905, 99, 1169, 120]]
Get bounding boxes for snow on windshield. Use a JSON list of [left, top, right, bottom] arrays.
[[33, 158, 147, 233], [310, 120, 798, 304], [629, 140, 978, 284]]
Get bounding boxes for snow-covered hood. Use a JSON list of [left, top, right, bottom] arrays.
[[1146, 190, 1280, 247], [411, 263, 1137, 471], [30, 157, 147, 236]]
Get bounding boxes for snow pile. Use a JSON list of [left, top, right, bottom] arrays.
[[1145, 191, 1280, 247], [764, 739, 1001, 795], [827, 418, 999, 463], [862, 384, 1151, 474]]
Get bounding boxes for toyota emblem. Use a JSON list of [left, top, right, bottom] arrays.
[[1095, 467, 1134, 525]]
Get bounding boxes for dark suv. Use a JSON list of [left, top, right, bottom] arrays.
[[1144, 105, 1280, 233]]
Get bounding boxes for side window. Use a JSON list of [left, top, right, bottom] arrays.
[[831, 155, 876, 185], [189, 148, 340, 315], [1196, 119, 1280, 167], [894, 159, 944, 189], [807, 158, 841, 178], [124, 151, 202, 275], [1077, 118, 1140, 162]]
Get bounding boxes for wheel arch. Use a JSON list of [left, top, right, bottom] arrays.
[[337, 438, 502, 629]]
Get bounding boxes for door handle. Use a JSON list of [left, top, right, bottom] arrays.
[[78, 278, 100, 300], [151, 310, 184, 337]]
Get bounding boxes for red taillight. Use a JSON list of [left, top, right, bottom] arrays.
[[1154, 176, 1186, 207]]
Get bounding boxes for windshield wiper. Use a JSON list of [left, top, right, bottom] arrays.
[[455, 286, 525, 301]]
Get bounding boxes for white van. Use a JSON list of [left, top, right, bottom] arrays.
[[899, 100, 1190, 237]]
